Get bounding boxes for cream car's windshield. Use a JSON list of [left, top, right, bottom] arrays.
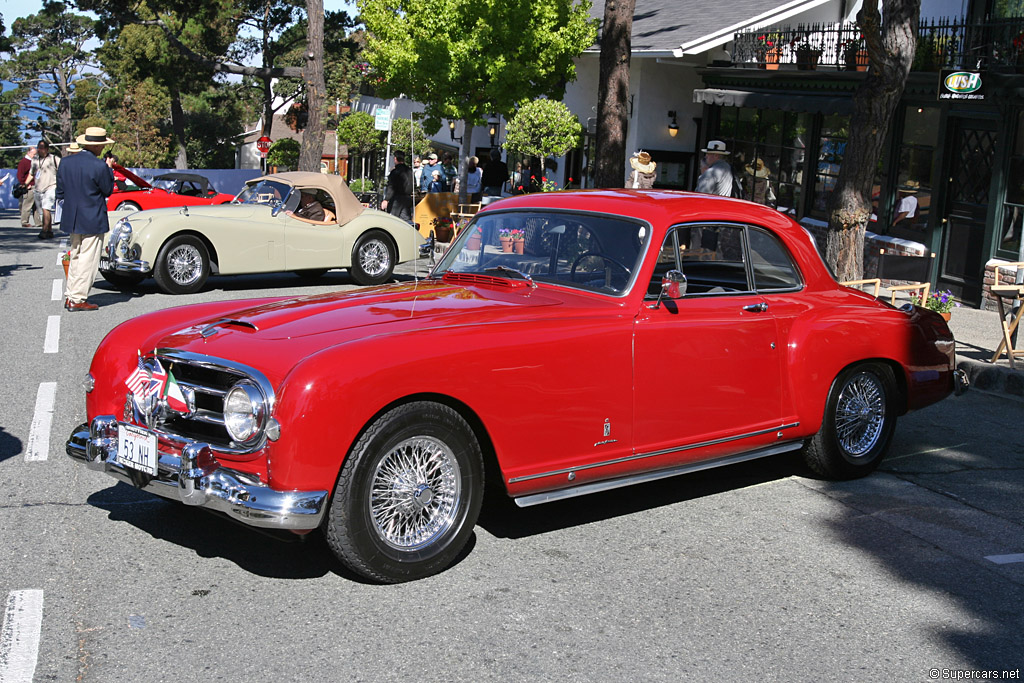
[[235, 180, 294, 208], [433, 210, 649, 296]]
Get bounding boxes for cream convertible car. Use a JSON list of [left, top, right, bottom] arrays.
[[99, 172, 425, 294]]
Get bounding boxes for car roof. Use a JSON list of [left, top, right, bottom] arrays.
[[154, 172, 210, 184], [250, 171, 364, 224]]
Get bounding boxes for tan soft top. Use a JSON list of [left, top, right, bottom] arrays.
[[249, 172, 365, 224]]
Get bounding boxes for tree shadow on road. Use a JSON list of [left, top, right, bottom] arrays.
[[0, 426, 24, 463]]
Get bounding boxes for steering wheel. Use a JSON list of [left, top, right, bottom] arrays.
[[570, 251, 631, 289]]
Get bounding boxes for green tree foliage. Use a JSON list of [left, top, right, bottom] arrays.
[[336, 111, 380, 156], [267, 137, 300, 168], [504, 99, 581, 159], [388, 117, 433, 159], [358, 0, 597, 133], [107, 80, 171, 167], [1, 2, 102, 143]]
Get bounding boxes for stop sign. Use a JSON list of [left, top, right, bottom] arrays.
[[256, 136, 272, 154]]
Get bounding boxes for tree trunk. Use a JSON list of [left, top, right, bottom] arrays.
[[593, 0, 636, 188], [170, 88, 189, 169], [823, 0, 919, 282], [299, 0, 326, 172]]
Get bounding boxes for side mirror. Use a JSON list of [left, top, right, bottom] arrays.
[[651, 269, 686, 309]]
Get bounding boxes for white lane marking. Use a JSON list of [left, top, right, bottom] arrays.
[[43, 316, 60, 354], [26, 383, 57, 462], [0, 590, 44, 683], [51, 279, 63, 301], [985, 553, 1024, 565]]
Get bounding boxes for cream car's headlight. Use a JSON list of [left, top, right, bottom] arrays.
[[223, 381, 267, 444], [113, 219, 133, 259]]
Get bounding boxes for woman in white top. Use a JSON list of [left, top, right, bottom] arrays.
[[465, 156, 483, 202]]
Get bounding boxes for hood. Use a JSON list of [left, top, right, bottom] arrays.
[[153, 277, 571, 373], [127, 203, 259, 221]]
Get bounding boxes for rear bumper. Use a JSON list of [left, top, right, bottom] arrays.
[[66, 417, 328, 530]]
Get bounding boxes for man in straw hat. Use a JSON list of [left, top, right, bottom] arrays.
[[56, 126, 116, 311], [627, 151, 656, 189], [892, 179, 920, 229], [695, 140, 735, 197]]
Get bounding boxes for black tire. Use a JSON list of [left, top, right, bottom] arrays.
[[802, 363, 898, 480], [153, 235, 210, 295], [116, 201, 141, 211], [324, 401, 484, 583], [349, 231, 395, 286], [293, 268, 329, 280], [100, 270, 146, 288]]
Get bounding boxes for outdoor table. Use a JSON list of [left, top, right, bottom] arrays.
[[990, 283, 1024, 368]]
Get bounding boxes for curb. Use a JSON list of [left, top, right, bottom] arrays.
[[956, 356, 1024, 400]]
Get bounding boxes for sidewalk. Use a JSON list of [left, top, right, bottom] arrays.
[[946, 304, 1024, 400]]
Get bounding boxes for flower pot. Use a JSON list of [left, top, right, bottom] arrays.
[[763, 48, 781, 70], [940, 311, 951, 322], [62, 260, 69, 279], [466, 236, 482, 251], [434, 225, 453, 242], [513, 239, 525, 255], [796, 50, 820, 70], [500, 237, 514, 253]]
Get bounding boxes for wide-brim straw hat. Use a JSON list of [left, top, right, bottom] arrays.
[[899, 179, 920, 193], [630, 151, 656, 174], [701, 140, 730, 155], [745, 158, 770, 178], [75, 127, 115, 146], [67, 143, 82, 153]]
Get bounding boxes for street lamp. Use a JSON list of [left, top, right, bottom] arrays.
[[668, 111, 679, 138], [449, 120, 462, 144]]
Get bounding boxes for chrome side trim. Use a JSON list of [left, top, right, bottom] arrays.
[[513, 441, 804, 507], [507, 422, 800, 484], [66, 419, 327, 530]]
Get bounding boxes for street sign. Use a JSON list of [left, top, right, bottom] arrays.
[[374, 107, 392, 131], [256, 136, 272, 157]]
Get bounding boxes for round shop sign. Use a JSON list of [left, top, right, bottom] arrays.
[[943, 72, 982, 94]]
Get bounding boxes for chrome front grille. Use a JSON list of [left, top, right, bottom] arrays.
[[141, 349, 275, 454]]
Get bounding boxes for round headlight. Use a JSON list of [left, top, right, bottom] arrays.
[[114, 220, 133, 258], [223, 381, 267, 444]]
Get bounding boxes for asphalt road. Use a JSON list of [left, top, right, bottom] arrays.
[[0, 215, 1021, 682]]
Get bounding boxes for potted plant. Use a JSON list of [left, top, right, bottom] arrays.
[[498, 227, 514, 253], [509, 228, 526, 254], [465, 227, 483, 251], [792, 36, 821, 70], [912, 289, 960, 321], [431, 216, 455, 242], [755, 33, 782, 69], [841, 35, 868, 71], [61, 251, 70, 279]]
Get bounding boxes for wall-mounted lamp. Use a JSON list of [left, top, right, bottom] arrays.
[[449, 120, 462, 144], [488, 115, 499, 147], [668, 110, 679, 138]]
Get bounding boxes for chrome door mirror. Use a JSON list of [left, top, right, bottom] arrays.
[[650, 269, 686, 309]]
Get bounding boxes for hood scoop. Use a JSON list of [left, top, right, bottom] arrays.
[[442, 270, 535, 290], [200, 318, 259, 338]]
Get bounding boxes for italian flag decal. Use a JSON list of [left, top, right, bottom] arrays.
[[163, 369, 189, 414]]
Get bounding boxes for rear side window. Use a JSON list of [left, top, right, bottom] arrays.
[[747, 227, 802, 291]]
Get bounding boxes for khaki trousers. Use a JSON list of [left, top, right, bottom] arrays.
[[66, 233, 104, 304], [19, 188, 36, 226]]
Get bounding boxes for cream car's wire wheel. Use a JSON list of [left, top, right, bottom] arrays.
[[358, 238, 391, 278], [167, 243, 204, 286], [834, 372, 886, 457], [369, 436, 461, 550]]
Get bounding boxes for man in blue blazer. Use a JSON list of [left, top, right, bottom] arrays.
[[56, 127, 115, 311]]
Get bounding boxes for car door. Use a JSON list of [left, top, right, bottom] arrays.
[[632, 223, 785, 464], [283, 189, 346, 270]]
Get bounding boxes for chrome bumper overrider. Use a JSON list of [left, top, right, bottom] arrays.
[[99, 256, 150, 273], [66, 417, 328, 530]]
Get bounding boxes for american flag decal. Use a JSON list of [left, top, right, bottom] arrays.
[[124, 356, 167, 399]]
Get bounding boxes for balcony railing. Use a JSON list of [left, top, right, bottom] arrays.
[[731, 18, 1024, 71]]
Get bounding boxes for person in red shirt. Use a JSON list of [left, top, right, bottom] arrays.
[[16, 147, 38, 228]]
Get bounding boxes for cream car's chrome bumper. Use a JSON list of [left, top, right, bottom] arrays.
[[66, 417, 327, 530], [99, 256, 150, 273]]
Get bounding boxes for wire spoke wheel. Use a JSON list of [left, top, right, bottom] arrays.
[[369, 437, 461, 550], [167, 243, 203, 286], [359, 238, 391, 278], [834, 372, 886, 457]]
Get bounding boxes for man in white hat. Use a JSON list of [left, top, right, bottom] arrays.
[[56, 126, 116, 311], [892, 180, 920, 229], [695, 140, 735, 197]]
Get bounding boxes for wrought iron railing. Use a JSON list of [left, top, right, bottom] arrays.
[[731, 18, 1024, 71]]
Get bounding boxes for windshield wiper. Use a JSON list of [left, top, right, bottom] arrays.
[[484, 266, 534, 282]]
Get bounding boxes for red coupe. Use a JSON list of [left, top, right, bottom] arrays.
[[66, 190, 967, 582], [106, 168, 235, 212]]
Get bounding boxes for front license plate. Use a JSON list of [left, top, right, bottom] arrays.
[[117, 424, 158, 476]]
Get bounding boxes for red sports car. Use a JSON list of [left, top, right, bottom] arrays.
[[66, 190, 967, 583], [106, 168, 235, 212]]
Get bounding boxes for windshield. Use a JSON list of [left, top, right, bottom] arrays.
[[235, 180, 294, 207], [433, 209, 650, 296]]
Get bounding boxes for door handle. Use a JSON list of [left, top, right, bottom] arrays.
[[743, 302, 768, 313]]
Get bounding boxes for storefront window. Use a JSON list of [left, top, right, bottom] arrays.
[[999, 113, 1024, 259], [889, 106, 939, 238], [708, 108, 809, 214], [812, 115, 850, 218]]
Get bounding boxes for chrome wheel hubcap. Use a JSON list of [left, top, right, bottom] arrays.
[[370, 436, 460, 550], [167, 244, 202, 285], [359, 239, 390, 277], [835, 372, 885, 457]]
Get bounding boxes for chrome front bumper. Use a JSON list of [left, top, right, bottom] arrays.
[[99, 256, 151, 273], [66, 417, 328, 530]]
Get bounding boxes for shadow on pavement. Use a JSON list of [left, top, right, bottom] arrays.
[[0, 426, 24, 463]]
